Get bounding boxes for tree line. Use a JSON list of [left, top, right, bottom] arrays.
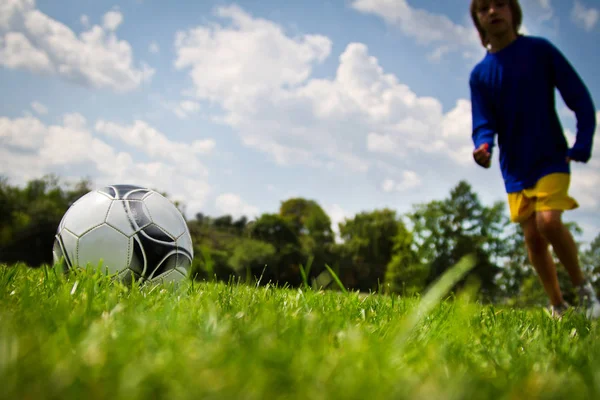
[[1, 174, 598, 306]]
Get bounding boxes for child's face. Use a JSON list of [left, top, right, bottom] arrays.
[[475, 0, 513, 37]]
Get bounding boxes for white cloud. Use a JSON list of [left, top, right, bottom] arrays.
[[0, 113, 138, 183], [538, 0, 551, 9], [571, 167, 600, 209], [359, 60, 473, 165], [0, 32, 52, 71], [350, 0, 482, 60], [536, 0, 554, 22], [381, 170, 421, 193], [427, 45, 451, 63], [179, 100, 200, 114], [172, 100, 200, 119], [149, 41, 159, 54], [349, 0, 554, 58], [440, 99, 476, 165], [560, 106, 576, 120], [367, 132, 399, 154], [30, 100, 47, 115], [572, 1, 599, 31], [570, 111, 600, 210], [0, 0, 154, 92], [325, 203, 351, 243], [0, 113, 47, 150], [102, 10, 123, 31], [80, 14, 89, 28], [155, 97, 202, 119], [168, 4, 599, 241], [215, 193, 259, 219], [173, 5, 480, 177], [0, 113, 212, 216], [174, 5, 332, 103], [381, 178, 395, 193], [94, 119, 215, 177], [174, 5, 370, 171]]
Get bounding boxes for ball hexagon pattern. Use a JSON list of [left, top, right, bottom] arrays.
[[52, 184, 194, 284]]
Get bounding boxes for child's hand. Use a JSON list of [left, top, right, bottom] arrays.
[[566, 147, 591, 163], [473, 143, 491, 168]]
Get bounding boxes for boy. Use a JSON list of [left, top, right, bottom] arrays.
[[468, 0, 600, 318]]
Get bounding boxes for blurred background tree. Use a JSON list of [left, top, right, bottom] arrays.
[[2, 174, 597, 306]]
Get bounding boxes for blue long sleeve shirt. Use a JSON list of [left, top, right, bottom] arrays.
[[470, 35, 596, 193]]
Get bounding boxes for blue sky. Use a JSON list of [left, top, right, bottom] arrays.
[[1, 0, 599, 246]]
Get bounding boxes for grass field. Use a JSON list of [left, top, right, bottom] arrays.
[[1, 261, 600, 400]]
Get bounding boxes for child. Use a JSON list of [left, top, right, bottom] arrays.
[[468, 0, 600, 318]]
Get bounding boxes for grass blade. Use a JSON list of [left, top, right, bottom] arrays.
[[325, 264, 347, 295], [394, 253, 477, 348]]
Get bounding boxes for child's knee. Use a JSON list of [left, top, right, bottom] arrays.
[[535, 211, 563, 237], [522, 218, 548, 253], [525, 230, 548, 253]]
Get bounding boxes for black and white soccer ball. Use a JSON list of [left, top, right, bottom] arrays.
[[52, 184, 193, 285]]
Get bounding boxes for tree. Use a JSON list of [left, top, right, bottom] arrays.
[[337, 208, 402, 292], [247, 213, 305, 286], [228, 239, 277, 282], [552, 222, 587, 305], [582, 232, 600, 284], [279, 198, 335, 282], [213, 215, 233, 229], [0, 175, 93, 267], [494, 223, 532, 301], [232, 216, 248, 232], [195, 212, 209, 225], [408, 181, 507, 301], [383, 222, 427, 296], [249, 214, 299, 250], [279, 198, 334, 243]]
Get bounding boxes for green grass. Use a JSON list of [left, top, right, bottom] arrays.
[[1, 261, 600, 400]]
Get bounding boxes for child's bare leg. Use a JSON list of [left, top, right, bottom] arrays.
[[521, 214, 564, 306], [536, 210, 585, 287]]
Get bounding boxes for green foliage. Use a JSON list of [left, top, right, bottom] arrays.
[[581, 232, 600, 282], [494, 223, 532, 300], [0, 174, 92, 267], [248, 213, 300, 250], [339, 208, 400, 265], [383, 218, 426, 295], [279, 198, 336, 284], [228, 239, 277, 281], [279, 197, 333, 244], [335, 208, 404, 292], [407, 181, 509, 301], [2, 175, 597, 303], [384, 256, 429, 296]]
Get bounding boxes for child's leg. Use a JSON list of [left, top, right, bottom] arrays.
[[508, 184, 565, 306], [509, 173, 598, 317], [534, 173, 584, 287], [535, 210, 585, 287], [521, 214, 564, 306]]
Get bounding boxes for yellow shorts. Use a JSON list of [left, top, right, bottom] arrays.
[[507, 173, 579, 223]]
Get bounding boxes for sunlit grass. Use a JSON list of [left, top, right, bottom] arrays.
[[1, 261, 599, 399]]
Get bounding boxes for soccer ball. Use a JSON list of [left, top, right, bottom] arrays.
[[52, 184, 193, 285]]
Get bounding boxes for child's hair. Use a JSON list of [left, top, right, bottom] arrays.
[[470, 0, 523, 48]]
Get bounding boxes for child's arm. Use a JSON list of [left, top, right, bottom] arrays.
[[548, 40, 597, 163], [470, 73, 496, 167]]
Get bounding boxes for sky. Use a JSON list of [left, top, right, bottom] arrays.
[[1, 0, 600, 247]]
